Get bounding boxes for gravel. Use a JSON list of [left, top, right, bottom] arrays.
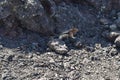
[[0, 32, 120, 80]]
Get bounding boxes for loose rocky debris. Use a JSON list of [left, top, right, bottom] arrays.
[[1, 44, 120, 80]]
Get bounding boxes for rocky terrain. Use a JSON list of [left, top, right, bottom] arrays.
[[0, 0, 120, 80]]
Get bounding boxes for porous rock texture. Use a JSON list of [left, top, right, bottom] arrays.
[[0, 0, 120, 80], [1, 0, 119, 35]]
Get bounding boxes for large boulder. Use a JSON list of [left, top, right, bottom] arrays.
[[0, 0, 120, 36]]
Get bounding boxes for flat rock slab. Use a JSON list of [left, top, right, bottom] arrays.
[[48, 39, 68, 54]]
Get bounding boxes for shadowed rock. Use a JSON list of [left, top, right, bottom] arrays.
[[0, 0, 120, 36]]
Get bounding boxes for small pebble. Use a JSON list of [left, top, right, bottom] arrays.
[[91, 56, 100, 61], [0, 45, 3, 49], [109, 24, 117, 31], [117, 12, 120, 17], [74, 41, 83, 48], [115, 17, 120, 28], [99, 18, 109, 25], [7, 55, 14, 62], [32, 42, 39, 50], [95, 43, 102, 49], [109, 48, 118, 56]]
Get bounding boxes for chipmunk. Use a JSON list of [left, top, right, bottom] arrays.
[[59, 27, 79, 40]]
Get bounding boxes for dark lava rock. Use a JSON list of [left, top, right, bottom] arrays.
[[99, 18, 110, 25], [115, 17, 120, 29], [85, 0, 120, 12], [0, 0, 119, 38], [91, 56, 99, 61], [109, 24, 117, 31], [1, 0, 120, 36], [7, 55, 14, 62], [102, 31, 120, 41]]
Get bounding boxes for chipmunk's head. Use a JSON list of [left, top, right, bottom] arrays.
[[72, 28, 79, 33]]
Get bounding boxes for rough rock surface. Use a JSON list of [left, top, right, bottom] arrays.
[[0, 0, 120, 35], [0, 0, 120, 80]]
